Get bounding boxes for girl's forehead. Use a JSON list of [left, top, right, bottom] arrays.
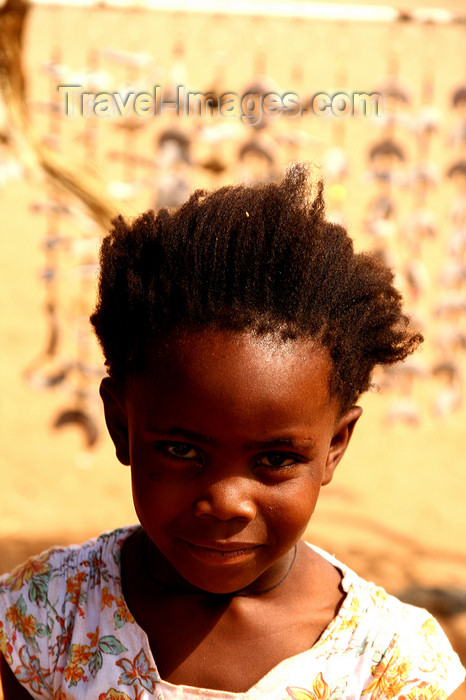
[[124, 328, 340, 436], [127, 328, 337, 411], [148, 328, 329, 372]]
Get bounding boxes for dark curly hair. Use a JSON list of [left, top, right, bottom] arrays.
[[90, 163, 422, 412]]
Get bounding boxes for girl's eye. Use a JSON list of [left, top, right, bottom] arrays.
[[161, 443, 200, 461], [255, 453, 298, 469]]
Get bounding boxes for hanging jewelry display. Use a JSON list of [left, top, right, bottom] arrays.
[[22, 4, 106, 447], [402, 19, 439, 259], [429, 21, 466, 419], [195, 13, 235, 180], [365, 18, 408, 251], [153, 20, 192, 210], [273, 18, 311, 168], [24, 187, 69, 390], [322, 21, 350, 226], [24, 6, 68, 392], [52, 223, 101, 449], [235, 15, 279, 184]]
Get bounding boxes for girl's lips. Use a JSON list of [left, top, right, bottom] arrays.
[[180, 540, 262, 564]]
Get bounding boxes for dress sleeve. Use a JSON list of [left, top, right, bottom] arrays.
[[0, 549, 59, 699], [362, 609, 465, 699]]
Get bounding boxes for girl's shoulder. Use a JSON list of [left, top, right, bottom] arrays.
[[0, 526, 142, 699], [308, 540, 446, 635], [305, 542, 465, 696], [0, 525, 138, 595]]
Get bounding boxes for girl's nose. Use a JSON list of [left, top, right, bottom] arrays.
[[193, 477, 256, 521]]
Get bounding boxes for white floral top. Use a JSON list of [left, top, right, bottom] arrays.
[[0, 526, 464, 699]]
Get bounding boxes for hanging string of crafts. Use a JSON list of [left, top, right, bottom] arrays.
[[364, 16, 466, 425], [24, 4, 108, 449], [431, 22, 466, 420], [364, 17, 407, 251], [194, 12, 235, 180], [320, 20, 351, 226]]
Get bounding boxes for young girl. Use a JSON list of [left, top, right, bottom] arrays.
[[1, 165, 464, 698]]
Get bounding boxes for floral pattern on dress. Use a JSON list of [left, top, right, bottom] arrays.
[[362, 645, 419, 698], [62, 626, 128, 686], [0, 528, 138, 698], [0, 619, 13, 665], [284, 672, 348, 699], [116, 648, 159, 698], [99, 690, 132, 700]]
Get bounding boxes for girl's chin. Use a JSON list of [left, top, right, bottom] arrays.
[[142, 533, 293, 597]]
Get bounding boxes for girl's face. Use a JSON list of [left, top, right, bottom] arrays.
[[101, 329, 361, 595]]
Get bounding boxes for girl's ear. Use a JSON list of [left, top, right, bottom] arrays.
[[99, 377, 130, 466], [322, 405, 363, 485]]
